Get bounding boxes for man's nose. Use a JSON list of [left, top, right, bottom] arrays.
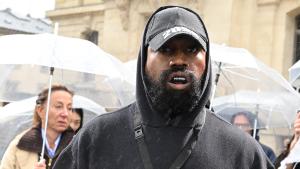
[[169, 51, 188, 67]]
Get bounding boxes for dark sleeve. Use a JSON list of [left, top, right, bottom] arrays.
[[266, 149, 277, 164], [260, 143, 276, 164], [251, 155, 274, 169], [251, 142, 275, 169], [52, 143, 76, 169]]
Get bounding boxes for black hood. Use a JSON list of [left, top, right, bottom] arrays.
[[135, 6, 212, 128]]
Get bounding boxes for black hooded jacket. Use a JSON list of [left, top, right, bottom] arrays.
[[53, 6, 274, 169]]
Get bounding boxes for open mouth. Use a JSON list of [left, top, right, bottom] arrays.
[[167, 72, 191, 90], [170, 76, 188, 84]]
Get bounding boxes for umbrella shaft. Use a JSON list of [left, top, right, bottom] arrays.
[[40, 69, 54, 161]]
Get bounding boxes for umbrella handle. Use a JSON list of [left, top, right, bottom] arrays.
[[40, 67, 55, 161], [210, 63, 222, 110], [252, 119, 257, 138], [209, 84, 217, 110], [215, 63, 222, 84]]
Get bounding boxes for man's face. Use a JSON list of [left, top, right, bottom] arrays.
[[38, 90, 73, 133], [145, 35, 206, 117], [233, 114, 252, 134]]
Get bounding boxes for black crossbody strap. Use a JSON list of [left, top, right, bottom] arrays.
[[133, 107, 205, 169], [168, 126, 200, 169], [134, 108, 154, 169]]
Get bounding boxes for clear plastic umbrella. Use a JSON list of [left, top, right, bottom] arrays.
[[210, 43, 300, 129], [123, 58, 137, 86], [0, 33, 135, 108], [213, 90, 300, 129], [122, 44, 300, 130], [209, 43, 259, 108], [0, 95, 108, 160], [0, 33, 135, 160]]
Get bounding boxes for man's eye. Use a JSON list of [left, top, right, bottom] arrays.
[[158, 46, 172, 53], [186, 47, 198, 53]]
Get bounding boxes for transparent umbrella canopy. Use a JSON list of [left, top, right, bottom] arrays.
[[210, 43, 300, 129], [0, 33, 135, 160], [212, 90, 300, 129], [122, 43, 300, 129], [210, 43, 292, 96], [0, 33, 135, 108], [123, 58, 137, 86], [0, 95, 108, 160]]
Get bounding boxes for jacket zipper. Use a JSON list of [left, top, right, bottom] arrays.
[[48, 158, 52, 168]]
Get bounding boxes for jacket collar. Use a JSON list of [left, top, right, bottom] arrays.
[[17, 124, 74, 158]]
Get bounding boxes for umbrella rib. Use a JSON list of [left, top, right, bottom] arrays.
[[222, 69, 259, 81], [220, 70, 237, 94]]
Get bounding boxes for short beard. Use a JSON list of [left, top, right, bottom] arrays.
[[145, 67, 203, 119]]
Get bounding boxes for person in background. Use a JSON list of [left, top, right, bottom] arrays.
[[0, 84, 74, 169], [70, 108, 84, 133], [53, 6, 273, 169], [274, 113, 300, 169], [231, 111, 276, 163]]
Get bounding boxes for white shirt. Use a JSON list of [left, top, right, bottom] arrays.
[[41, 128, 62, 158]]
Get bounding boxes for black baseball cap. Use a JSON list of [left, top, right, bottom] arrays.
[[146, 7, 208, 51]]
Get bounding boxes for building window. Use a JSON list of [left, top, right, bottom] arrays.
[[294, 15, 300, 63], [1, 102, 9, 106], [82, 29, 99, 45], [81, 29, 99, 81]]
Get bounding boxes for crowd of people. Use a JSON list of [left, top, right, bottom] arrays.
[[0, 5, 299, 169]]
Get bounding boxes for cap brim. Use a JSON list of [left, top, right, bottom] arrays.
[[149, 29, 207, 51]]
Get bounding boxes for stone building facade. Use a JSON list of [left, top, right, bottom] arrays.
[[0, 8, 52, 107], [47, 0, 300, 78]]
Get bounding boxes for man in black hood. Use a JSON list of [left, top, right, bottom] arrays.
[[53, 6, 274, 169]]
